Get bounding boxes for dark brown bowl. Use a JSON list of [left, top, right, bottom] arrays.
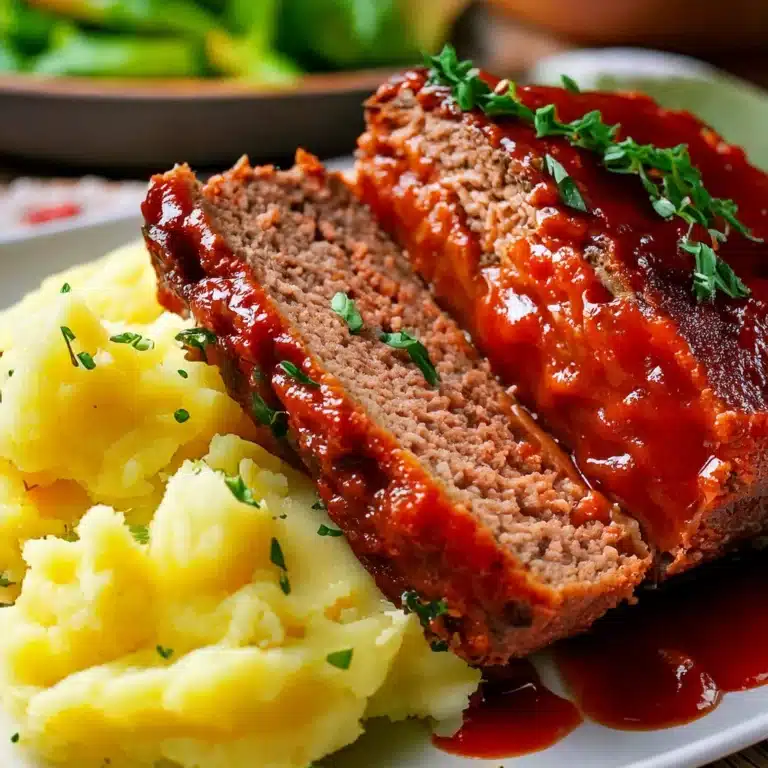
[[0, 70, 394, 174]]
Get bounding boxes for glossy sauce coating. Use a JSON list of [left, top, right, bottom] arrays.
[[358, 70, 768, 556], [141, 163, 629, 665]]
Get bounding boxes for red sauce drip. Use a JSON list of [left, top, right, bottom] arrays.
[[435, 555, 768, 759], [357, 71, 768, 556], [556, 554, 768, 730], [433, 660, 582, 758]]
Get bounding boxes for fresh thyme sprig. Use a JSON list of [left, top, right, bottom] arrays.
[[426, 44, 761, 302]]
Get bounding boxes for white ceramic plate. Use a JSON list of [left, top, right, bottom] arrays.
[[1, 220, 768, 768]]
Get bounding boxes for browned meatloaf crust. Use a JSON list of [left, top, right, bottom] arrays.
[[357, 69, 768, 575], [141, 152, 649, 664]]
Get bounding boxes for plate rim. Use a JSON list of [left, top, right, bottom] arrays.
[[2, 218, 768, 768]]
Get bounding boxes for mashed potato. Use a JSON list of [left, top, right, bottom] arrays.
[[0, 244, 480, 768]]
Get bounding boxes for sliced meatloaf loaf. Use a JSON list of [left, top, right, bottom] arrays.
[[357, 67, 768, 575], [142, 152, 649, 664]]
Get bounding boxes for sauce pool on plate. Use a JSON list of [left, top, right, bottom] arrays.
[[435, 553, 768, 758]]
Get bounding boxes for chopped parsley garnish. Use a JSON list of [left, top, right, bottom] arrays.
[[224, 474, 260, 508], [683, 239, 750, 301], [77, 352, 96, 370], [251, 392, 288, 438], [311, 499, 326, 511], [317, 524, 343, 537], [278, 361, 319, 388], [426, 44, 761, 302], [561, 74, 580, 93], [269, 537, 290, 593], [60, 326, 96, 370], [7, 370, 13, 378], [60, 283, 71, 294], [544, 154, 588, 212], [175, 327, 216, 361], [430, 640, 449, 652], [331, 292, 364, 334], [0, 573, 15, 588], [110, 332, 155, 351], [380, 331, 440, 386], [326, 648, 354, 670], [10, 732, 18, 743], [173, 408, 190, 424], [156, 645, 174, 660], [178, 369, 188, 379], [402, 590, 449, 629], [60, 525, 78, 542], [128, 525, 149, 545], [270, 537, 287, 570], [60, 326, 78, 366]]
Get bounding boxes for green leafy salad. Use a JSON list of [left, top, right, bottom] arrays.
[[0, 0, 467, 81]]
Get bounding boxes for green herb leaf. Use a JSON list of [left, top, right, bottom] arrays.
[[178, 369, 188, 379], [77, 351, 96, 370], [331, 292, 364, 333], [681, 239, 750, 302], [60, 283, 71, 294], [10, 733, 19, 744], [428, 44, 534, 121], [224, 474, 260, 508], [326, 648, 354, 670], [427, 44, 760, 300], [652, 197, 677, 219], [544, 154, 588, 212], [251, 392, 289, 438], [430, 640, 449, 652], [174, 408, 190, 424], [278, 361, 320, 388], [311, 499, 326, 511], [175, 327, 217, 361], [279, 571, 291, 595], [128, 525, 149, 545], [270, 537, 286, 570], [0, 573, 15, 588], [110, 332, 154, 351], [60, 525, 78, 542], [156, 645, 174, 660], [317, 524, 343, 537], [379, 331, 440, 386], [561, 74, 580, 93], [401, 590, 449, 629], [60, 326, 78, 367]]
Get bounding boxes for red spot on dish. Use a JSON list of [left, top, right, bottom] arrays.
[[22, 202, 82, 225]]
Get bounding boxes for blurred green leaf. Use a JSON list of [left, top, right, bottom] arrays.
[[27, 0, 220, 37], [206, 0, 300, 84], [0, 38, 22, 70], [206, 28, 299, 84], [278, 0, 411, 69], [31, 23, 205, 76], [1, 0, 56, 56], [277, 0, 466, 69]]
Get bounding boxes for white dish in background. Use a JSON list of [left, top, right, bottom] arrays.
[[2, 220, 768, 768]]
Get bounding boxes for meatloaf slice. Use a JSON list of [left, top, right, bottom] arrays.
[[357, 68, 768, 575], [142, 152, 649, 663]]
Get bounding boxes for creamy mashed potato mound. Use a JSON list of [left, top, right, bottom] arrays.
[[0, 244, 479, 768]]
